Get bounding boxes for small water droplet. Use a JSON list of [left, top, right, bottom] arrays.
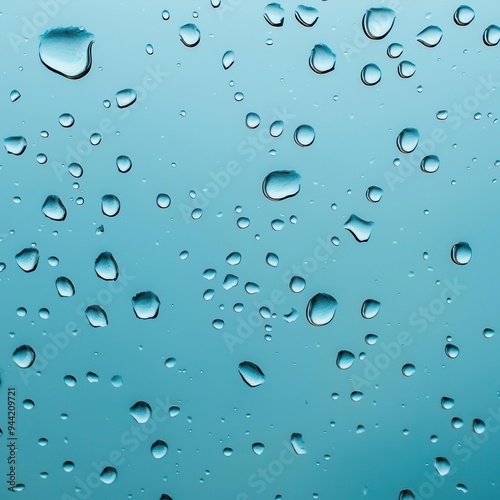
[[42, 195, 67, 221], [397, 60, 416, 78], [361, 299, 381, 319], [130, 401, 152, 423], [402, 363, 415, 377], [366, 186, 383, 202], [445, 343, 459, 358], [59, 113, 75, 128], [222, 50, 235, 69], [252, 443, 265, 455], [262, 170, 301, 201], [10, 90, 21, 102], [290, 276, 306, 293], [451, 242, 471, 265], [266, 252, 279, 267], [246, 112, 260, 129], [387, 43, 403, 58], [85, 305, 108, 327], [101, 195, 120, 217], [95, 252, 119, 281], [116, 155, 132, 173], [472, 418, 486, 434], [269, 120, 284, 137], [399, 490, 416, 500], [99, 466, 117, 484], [434, 457, 451, 476], [420, 155, 440, 173]]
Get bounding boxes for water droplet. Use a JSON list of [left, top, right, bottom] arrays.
[[290, 276, 306, 293], [445, 343, 459, 358], [454, 5, 475, 26], [56, 276, 75, 297], [95, 252, 119, 281], [416, 25, 443, 47], [420, 155, 440, 173], [130, 401, 152, 423], [399, 490, 415, 500], [441, 396, 454, 409], [246, 112, 260, 129], [309, 44, 336, 74], [156, 194, 171, 208], [59, 113, 75, 128], [222, 50, 235, 69], [132, 291, 161, 319], [68, 162, 83, 178], [226, 252, 241, 266], [151, 440, 168, 458], [13, 345, 36, 368], [434, 457, 451, 476], [397, 60, 416, 78], [39, 27, 94, 79], [366, 186, 383, 202], [362, 8, 396, 40], [344, 214, 374, 242], [165, 357, 176, 368], [41, 195, 67, 221], [101, 195, 120, 217], [99, 466, 117, 484], [85, 305, 108, 327], [116, 155, 132, 173], [294, 125, 315, 146], [451, 242, 471, 265], [179, 23, 201, 47], [484, 25, 500, 46], [116, 88, 137, 108], [336, 350, 355, 370], [269, 120, 284, 137], [472, 418, 486, 434], [15, 248, 40, 272], [145, 43, 154, 55], [264, 3, 285, 27], [238, 361, 265, 387], [252, 443, 265, 455], [295, 5, 318, 27], [4, 136, 27, 155], [290, 433, 307, 455], [361, 63, 381, 86], [402, 363, 415, 377], [397, 127, 420, 153], [262, 170, 301, 201], [361, 299, 381, 319], [266, 252, 279, 267], [306, 293, 338, 326], [387, 43, 403, 58], [483, 328, 495, 338], [10, 90, 21, 102]]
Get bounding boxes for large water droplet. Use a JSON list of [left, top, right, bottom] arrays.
[[397, 127, 420, 153], [151, 440, 168, 458], [132, 291, 161, 319], [361, 299, 381, 319], [56, 276, 75, 297], [264, 3, 285, 27], [484, 25, 500, 46], [344, 214, 374, 242], [4, 136, 27, 155], [179, 23, 201, 47], [85, 305, 108, 328], [39, 27, 94, 79], [294, 124, 315, 146], [362, 8, 396, 40], [434, 457, 451, 476], [397, 60, 416, 78], [101, 195, 120, 217], [290, 433, 307, 454], [295, 5, 318, 27], [420, 155, 440, 173], [309, 44, 336, 74], [306, 293, 338, 326], [451, 242, 471, 265], [42, 195, 67, 221], [116, 88, 137, 109], [15, 248, 40, 273], [238, 361, 265, 387], [454, 5, 475, 26], [360, 63, 381, 86], [13, 345, 36, 368], [100, 466, 117, 484], [130, 401, 152, 423], [416, 25, 443, 47], [262, 170, 301, 201], [336, 350, 355, 370], [222, 50, 235, 69], [95, 252, 119, 281]]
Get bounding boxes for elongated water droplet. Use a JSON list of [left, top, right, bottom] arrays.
[[262, 170, 301, 201], [13, 345, 36, 368], [100, 466, 117, 484], [361, 63, 381, 86], [101, 195, 120, 217], [309, 44, 336, 74], [420, 155, 440, 173], [222, 50, 235, 69], [42, 195, 67, 221], [85, 305, 108, 327], [269, 120, 284, 137], [484, 25, 500, 46], [336, 350, 355, 370], [454, 5, 475, 26], [397, 127, 420, 153], [290, 433, 307, 454], [56, 276, 75, 297], [264, 3, 285, 27], [39, 27, 94, 79], [344, 214, 374, 242], [116, 88, 137, 108], [362, 8, 396, 40], [295, 5, 318, 27], [15, 248, 39, 272], [306, 293, 338, 326], [366, 186, 383, 202], [179, 23, 201, 47], [151, 440, 168, 458], [95, 252, 119, 281], [132, 291, 160, 319], [417, 25, 443, 47], [361, 299, 381, 319], [130, 401, 152, 423], [4, 136, 27, 155], [397, 60, 416, 78], [294, 124, 315, 146], [451, 242, 471, 265], [238, 361, 265, 387], [434, 457, 451, 476]]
